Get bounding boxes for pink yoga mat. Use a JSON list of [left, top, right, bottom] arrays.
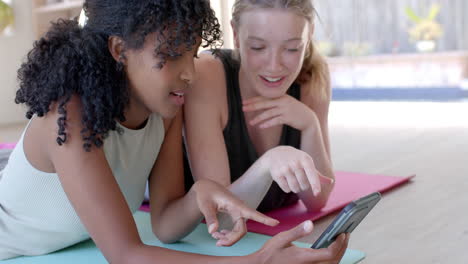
[[140, 172, 414, 236], [246, 171, 415, 236], [0, 143, 15, 149]]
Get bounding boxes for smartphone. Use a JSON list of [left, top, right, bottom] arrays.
[[311, 192, 381, 249]]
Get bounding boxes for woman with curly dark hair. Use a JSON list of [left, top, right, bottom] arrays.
[[0, 0, 348, 263]]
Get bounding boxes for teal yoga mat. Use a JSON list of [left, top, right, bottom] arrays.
[[1, 212, 365, 263]]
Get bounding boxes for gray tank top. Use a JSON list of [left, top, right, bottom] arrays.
[[0, 113, 164, 260]]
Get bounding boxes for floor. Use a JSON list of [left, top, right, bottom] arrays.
[[308, 101, 468, 264], [0, 122, 26, 143]]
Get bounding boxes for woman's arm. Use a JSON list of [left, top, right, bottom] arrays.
[[297, 67, 335, 211], [140, 105, 350, 262], [146, 111, 200, 242], [147, 110, 276, 243], [184, 55, 325, 237], [45, 97, 252, 264], [237, 63, 335, 212], [184, 55, 274, 211]]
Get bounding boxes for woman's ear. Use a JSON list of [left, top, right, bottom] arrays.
[[108, 36, 126, 64], [231, 20, 240, 49]]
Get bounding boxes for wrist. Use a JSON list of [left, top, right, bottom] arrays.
[[256, 151, 273, 180], [302, 117, 320, 135], [301, 110, 320, 132], [248, 250, 267, 264], [189, 179, 215, 202], [120, 244, 151, 264], [188, 180, 201, 198], [187, 180, 205, 213]]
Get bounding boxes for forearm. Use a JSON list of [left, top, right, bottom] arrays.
[[229, 156, 273, 209], [299, 125, 335, 210], [151, 182, 207, 244], [123, 244, 255, 264], [153, 168, 274, 243], [301, 126, 334, 178], [216, 156, 273, 229]]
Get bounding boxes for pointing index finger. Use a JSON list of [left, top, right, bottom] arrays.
[[239, 206, 279, 226], [302, 159, 321, 196]]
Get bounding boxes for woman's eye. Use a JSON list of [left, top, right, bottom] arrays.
[[251, 47, 265, 51], [287, 48, 299, 52]]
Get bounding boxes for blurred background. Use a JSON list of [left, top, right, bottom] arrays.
[[0, 0, 467, 129], [211, 0, 468, 102]]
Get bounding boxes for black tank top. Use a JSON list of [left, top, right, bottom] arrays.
[[184, 49, 302, 212]]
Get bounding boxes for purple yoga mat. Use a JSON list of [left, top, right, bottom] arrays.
[[139, 172, 414, 236], [0, 143, 15, 149]]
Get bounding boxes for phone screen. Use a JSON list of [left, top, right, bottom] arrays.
[[311, 192, 381, 249]]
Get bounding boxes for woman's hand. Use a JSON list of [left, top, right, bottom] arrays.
[[191, 179, 279, 246], [254, 221, 350, 264], [260, 146, 334, 196], [243, 95, 318, 131]]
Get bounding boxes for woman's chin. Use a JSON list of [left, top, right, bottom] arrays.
[[152, 105, 179, 119], [255, 78, 293, 98], [255, 85, 290, 98]]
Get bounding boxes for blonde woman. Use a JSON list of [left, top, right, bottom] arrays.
[[184, 0, 341, 248]]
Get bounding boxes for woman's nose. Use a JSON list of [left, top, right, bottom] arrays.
[[266, 51, 284, 73], [180, 60, 195, 85]]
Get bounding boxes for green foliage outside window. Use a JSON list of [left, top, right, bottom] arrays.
[[0, 0, 14, 34], [405, 4, 443, 42]]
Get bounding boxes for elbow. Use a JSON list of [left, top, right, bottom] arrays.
[[106, 242, 147, 264], [152, 226, 180, 244], [304, 196, 328, 212], [156, 236, 179, 245], [301, 184, 334, 212]]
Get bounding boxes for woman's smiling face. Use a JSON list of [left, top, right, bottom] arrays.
[[234, 8, 311, 98]]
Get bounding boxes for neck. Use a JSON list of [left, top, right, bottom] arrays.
[[120, 94, 151, 130]]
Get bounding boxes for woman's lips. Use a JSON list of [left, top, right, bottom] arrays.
[[170, 91, 185, 106], [260, 75, 286, 88]]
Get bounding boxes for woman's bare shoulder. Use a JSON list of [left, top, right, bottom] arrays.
[[193, 52, 227, 93], [22, 96, 90, 172], [186, 52, 228, 113]]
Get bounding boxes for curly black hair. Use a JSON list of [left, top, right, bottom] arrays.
[[15, 0, 222, 151]]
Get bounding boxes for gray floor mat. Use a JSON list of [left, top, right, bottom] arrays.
[[0, 149, 12, 171]]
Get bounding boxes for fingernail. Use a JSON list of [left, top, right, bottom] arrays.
[[313, 187, 320, 196], [303, 221, 313, 232], [269, 219, 280, 226], [209, 223, 216, 234], [319, 175, 334, 185], [316, 170, 334, 185], [216, 241, 224, 247], [341, 233, 347, 241]]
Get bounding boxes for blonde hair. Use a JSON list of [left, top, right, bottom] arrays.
[[231, 0, 329, 99]]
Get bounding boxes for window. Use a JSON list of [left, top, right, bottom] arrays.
[[211, 0, 234, 49], [0, 0, 14, 36]]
